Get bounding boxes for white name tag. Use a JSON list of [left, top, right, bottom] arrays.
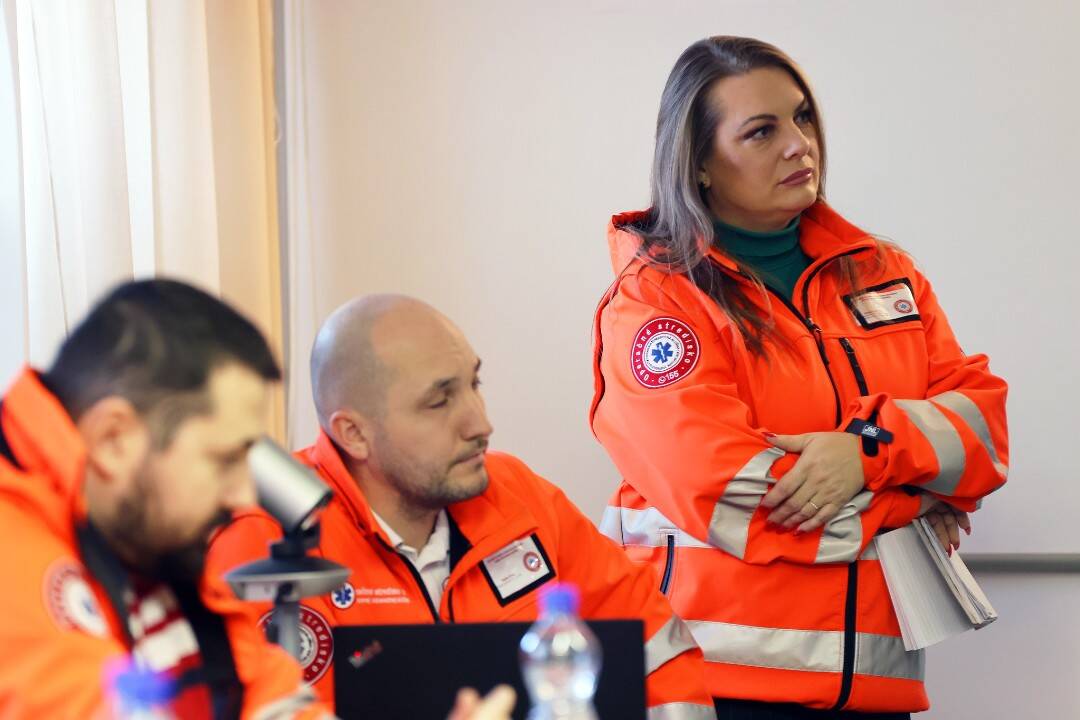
[[847, 281, 919, 328], [481, 534, 553, 605]]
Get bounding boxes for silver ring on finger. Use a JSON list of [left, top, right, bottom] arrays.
[[805, 500, 821, 513]]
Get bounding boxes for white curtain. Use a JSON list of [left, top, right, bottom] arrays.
[[0, 0, 285, 440]]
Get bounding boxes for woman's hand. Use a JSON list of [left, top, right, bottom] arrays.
[[920, 500, 972, 554], [446, 686, 516, 720], [760, 431, 865, 533]]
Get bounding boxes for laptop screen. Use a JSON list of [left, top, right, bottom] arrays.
[[333, 620, 646, 720]]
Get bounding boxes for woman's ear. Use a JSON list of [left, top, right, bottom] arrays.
[[328, 409, 373, 463], [76, 397, 150, 487], [698, 170, 711, 189]]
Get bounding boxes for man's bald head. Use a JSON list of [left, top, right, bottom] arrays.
[[310, 294, 450, 431]]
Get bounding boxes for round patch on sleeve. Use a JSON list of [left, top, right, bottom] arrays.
[[258, 606, 334, 683], [630, 317, 701, 389], [43, 560, 109, 638]]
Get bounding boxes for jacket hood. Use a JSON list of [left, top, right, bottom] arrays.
[[0, 368, 89, 530]]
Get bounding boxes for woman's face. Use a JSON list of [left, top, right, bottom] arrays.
[[699, 67, 820, 232]]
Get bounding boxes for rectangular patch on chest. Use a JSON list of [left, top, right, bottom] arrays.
[[844, 277, 920, 329], [479, 533, 554, 606]]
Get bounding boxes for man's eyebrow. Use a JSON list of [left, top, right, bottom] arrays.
[[421, 359, 482, 397]]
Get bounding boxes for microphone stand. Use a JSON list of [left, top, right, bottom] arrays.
[[225, 522, 349, 661]]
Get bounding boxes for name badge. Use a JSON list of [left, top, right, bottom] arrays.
[[480, 533, 554, 606], [844, 278, 920, 330]]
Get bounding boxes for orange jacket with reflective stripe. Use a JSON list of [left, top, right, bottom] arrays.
[[0, 369, 328, 720], [589, 202, 1008, 712], [205, 432, 716, 719]]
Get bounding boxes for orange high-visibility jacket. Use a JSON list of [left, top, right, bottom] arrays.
[[589, 202, 1008, 713], [0, 369, 330, 720], [206, 432, 716, 719]]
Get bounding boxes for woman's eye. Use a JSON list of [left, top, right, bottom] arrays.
[[795, 109, 813, 125], [429, 398, 449, 409], [746, 124, 773, 141]]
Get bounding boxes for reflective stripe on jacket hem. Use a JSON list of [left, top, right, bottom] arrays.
[[647, 701, 719, 720], [685, 619, 923, 682]]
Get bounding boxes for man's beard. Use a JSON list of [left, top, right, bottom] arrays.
[[111, 468, 232, 584], [377, 437, 490, 513]]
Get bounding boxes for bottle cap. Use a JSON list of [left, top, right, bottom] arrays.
[[539, 582, 580, 615], [105, 658, 177, 707]]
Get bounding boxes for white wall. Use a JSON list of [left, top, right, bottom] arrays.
[[286, 1, 1077, 715]]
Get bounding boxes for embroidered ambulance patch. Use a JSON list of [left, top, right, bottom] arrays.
[[258, 606, 334, 683], [631, 317, 701, 389], [43, 560, 108, 637]]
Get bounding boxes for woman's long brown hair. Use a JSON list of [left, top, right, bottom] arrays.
[[631, 36, 881, 356]]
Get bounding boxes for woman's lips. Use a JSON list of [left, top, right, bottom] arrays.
[[780, 168, 814, 186]]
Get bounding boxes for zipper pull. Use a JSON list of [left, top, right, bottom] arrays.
[[805, 318, 828, 362]]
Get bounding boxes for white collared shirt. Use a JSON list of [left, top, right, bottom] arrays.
[[371, 509, 451, 610]]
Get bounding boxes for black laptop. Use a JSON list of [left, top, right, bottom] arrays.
[[332, 620, 646, 720]]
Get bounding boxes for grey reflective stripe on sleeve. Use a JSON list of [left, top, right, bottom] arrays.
[[894, 399, 966, 495], [931, 390, 1009, 479], [685, 620, 923, 682], [707, 447, 786, 558], [647, 702, 719, 720], [599, 505, 624, 544], [815, 490, 874, 563], [600, 506, 710, 549], [645, 615, 700, 675]]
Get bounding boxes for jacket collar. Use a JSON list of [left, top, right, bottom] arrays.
[[305, 431, 538, 558], [607, 201, 877, 276], [0, 368, 88, 518]]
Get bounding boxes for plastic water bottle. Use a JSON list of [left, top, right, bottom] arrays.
[[104, 659, 177, 719], [519, 583, 602, 720]]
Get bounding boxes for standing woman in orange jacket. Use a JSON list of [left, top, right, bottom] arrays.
[[590, 36, 1008, 719]]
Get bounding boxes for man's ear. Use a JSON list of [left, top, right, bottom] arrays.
[[328, 409, 374, 463], [76, 397, 150, 486]]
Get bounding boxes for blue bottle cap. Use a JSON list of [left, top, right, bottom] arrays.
[[539, 583, 580, 615], [107, 659, 177, 707]]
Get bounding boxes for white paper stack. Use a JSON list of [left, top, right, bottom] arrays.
[[873, 517, 997, 651]]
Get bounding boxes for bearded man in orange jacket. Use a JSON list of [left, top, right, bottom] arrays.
[[0, 279, 332, 719], [206, 295, 716, 720]]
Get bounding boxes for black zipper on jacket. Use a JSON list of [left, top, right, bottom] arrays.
[[839, 336, 880, 458], [838, 337, 869, 395], [756, 282, 843, 426], [799, 251, 867, 711], [377, 536, 442, 623], [659, 534, 676, 596], [832, 561, 859, 711]]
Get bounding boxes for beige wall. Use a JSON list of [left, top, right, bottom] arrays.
[[286, 2, 1077, 715]]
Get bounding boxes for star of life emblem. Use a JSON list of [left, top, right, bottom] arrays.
[[331, 581, 356, 610], [631, 317, 701, 389]]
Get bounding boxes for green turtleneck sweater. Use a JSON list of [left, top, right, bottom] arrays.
[[713, 216, 811, 302]]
